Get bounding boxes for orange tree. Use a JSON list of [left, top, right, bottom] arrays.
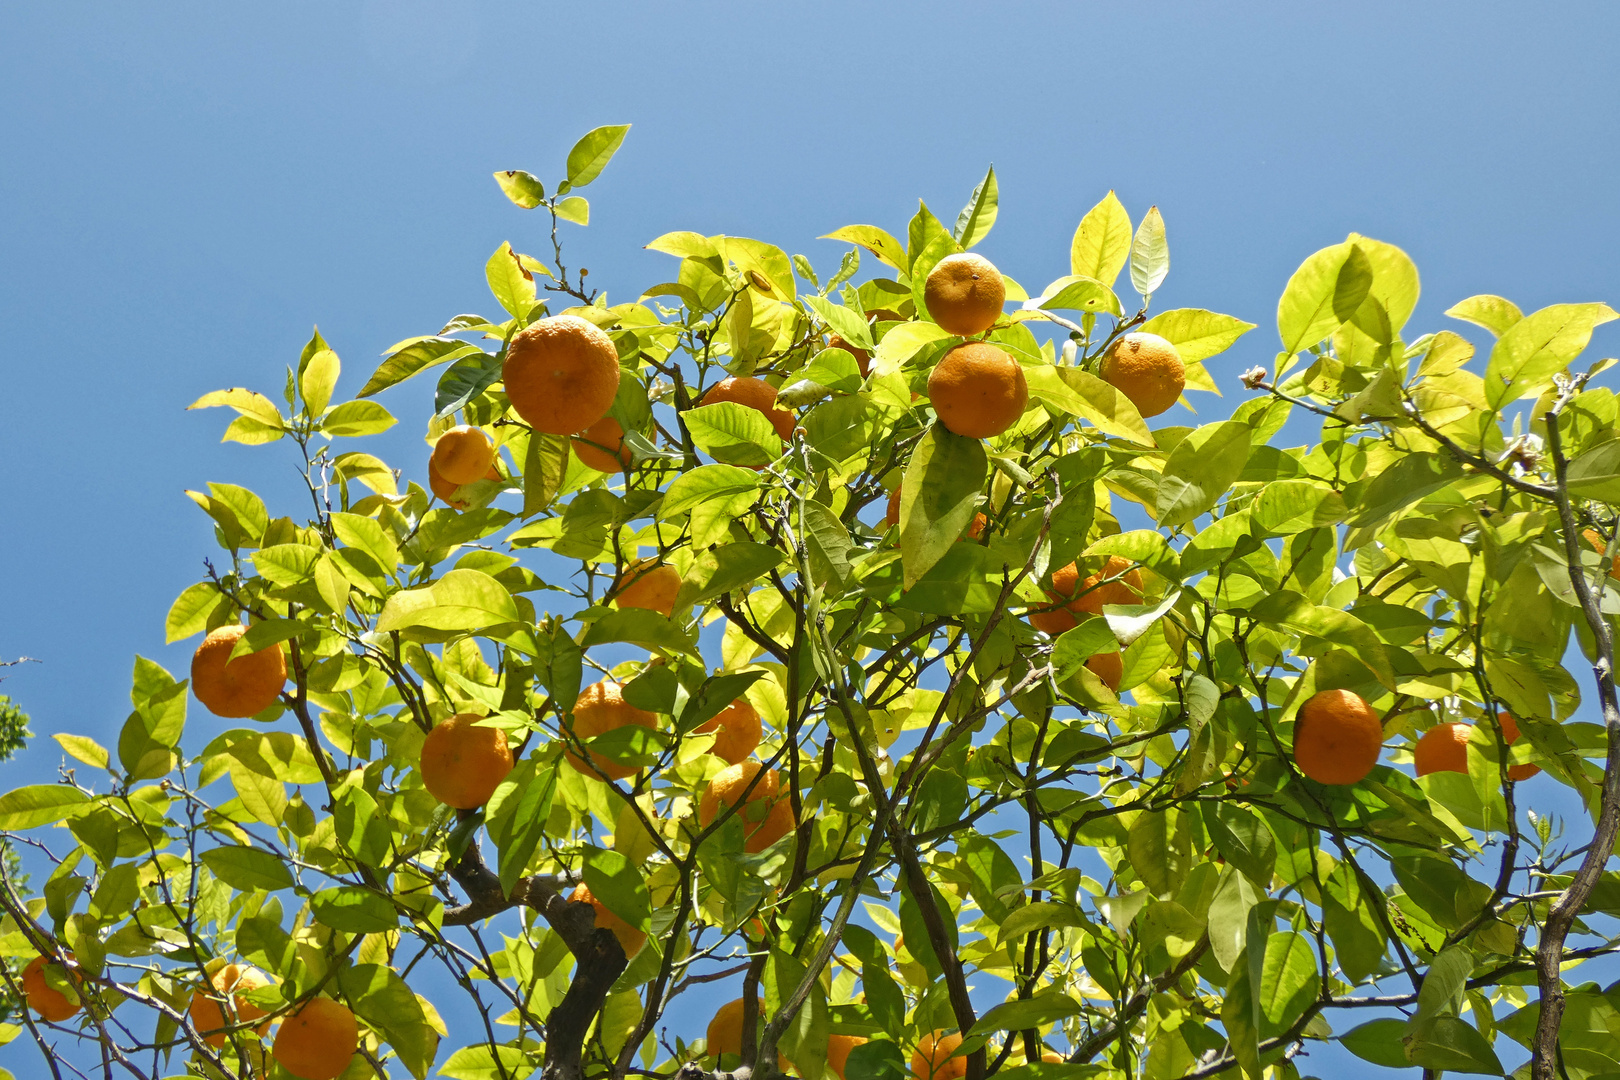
[[1, 125, 1619, 1080]]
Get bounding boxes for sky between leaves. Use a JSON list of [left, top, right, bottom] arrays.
[[4, 1, 1620, 1075]]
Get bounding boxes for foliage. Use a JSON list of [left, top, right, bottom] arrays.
[[3, 128, 1620, 1080]]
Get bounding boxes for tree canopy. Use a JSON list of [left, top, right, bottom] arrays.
[[3, 125, 1619, 1080]]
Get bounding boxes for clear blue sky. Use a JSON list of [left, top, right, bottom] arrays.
[[4, 1, 1620, 1076]]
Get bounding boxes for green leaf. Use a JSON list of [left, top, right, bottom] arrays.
[[311, 886, 397, 933], [52, 734, 109, 770], [907, 202, 962, 312], [1049, 619, 1120, 682], [200, 845, 295, 891], [683, 401, 782, 468], [376, 569, 520, 633], [434, 352, 504, 418], [339, 963, 442, 1080], [953, 165, 999, 249], [1249, 591, 1393, 688], [565, 124, 631, 188], [1155, 420, 1252, 527], [1348, 451, 1463, 527], [164, 581, 222, 643], [1484, 301, 1619, 408], [227, 618, 303, 661], [0, 786, 88, 829], [555, 196, 589, 226], [579, 608, 699, 659], [188, 387, 285, 428], [1340, 1018, 1411, 1069], [582, 847, 651, 933], [1405, 1015, 1504, 1075], [221, 414, 286, 445], [660, 463, 760, 519], [1413, 944, 1473, 1024], [332, 512, 399, 571], [1204, 804, 1276, 891], [1069, 190, 1132, 288], [1251, 480, 1348, 535], [1129, 205, 1168, 297], [358, 338, 484, 398], [1049, 367, 1153, 444], [805, 294, 874, 351], [321, 400, 397, 437], [1567, 439, 1620, 501], [645, 231, 717, 259], [252, 544, 320, 586], [967, 992, 1082, 1038], [299, 345, 341, 418], [1024, 275, 1122, 317], [819, 225, 907, 271], [485, 241, 537, 319], [1277, 240, 1355, 356], [1331, 244, 1374, 325], [1257, 932, 1318, 1036], [439, 1045, 531, 1080], [683, 543, 785, 604], [1445, 293, 1523, 337], [522, 431, 570, 518], [1220, 956, 1262, 1079], [493, 169, 544, 209], [900, 423, 988, 590], [1138, 308, 1256, 364]]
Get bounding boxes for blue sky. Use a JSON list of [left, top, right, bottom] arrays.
[[4, 1, 1620, 1076]]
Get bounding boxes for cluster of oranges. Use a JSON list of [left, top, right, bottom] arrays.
[[704, 1000, 975, 1080]]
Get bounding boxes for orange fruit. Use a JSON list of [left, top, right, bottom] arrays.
[[420, 713, 514, 809], [191, 624, 286, 719], [428, 458, 469, 509], [706, 998, 791, 1071], [503, 315, 622, 436], [189, 963, 272, 1048], [1085, 651, 1124, 692], [272, 997, 359, 1080], [1293, 689, 1383, 785], [1498, 712, 1541, 781], [912, 1031, 966, 1080], [700, 760, 796, 853], [927, 342, 1028, 439], [430, 425, 497, 485], [21, 953, 80, 1023], [1583, 529, 1620, 578], [826, 1035, 870, 1080], [567, 681, 658, 781], [882, 484, 986, 539], [695, 699, 763, 765], [572, 415, 633, 473], [1413, 721, 1471, 777], [1045, 557, 1142, 618], [1027, 604, 1077, 636], [700, 377, 797, 442], [828, 334, 873, 379], [571, 883, 646, 958], [613, 560, 682, 617], [924, 253, 1005, 337], [1100, 332, 1185, 419]]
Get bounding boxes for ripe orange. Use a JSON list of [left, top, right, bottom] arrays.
[[1028, 604, 1077, 636], [567, 681, 658, 781], [572, 415, 633, 473], [912, 1030, 966, 1080], [706, 998, 791, 1071], [504, 315, 622, 436], [1042, 557, 1142, 620], [927, 342, 1028, 439], [1498, 712, 1541, 781], [1293, 689, 1383, 785], [1100, 332, 1185, 419], [882, 484, 986, 539], [1085, 651, 1124, 692], [1583, 529, 1620, 578], [420, 713, 514, 809], [828, 334, 873, 379], [695, 699, 762, 765], [571, 883, 646, 958], [430, 425, 496, 486], [189, 963, 272, 1048], [700, 760, 796, 853], [21, 953, 80, 1023], [826, 1034, 870, 1080], [272, 997, 359, 1080], [924, 253, 1005, 337], [426, 457, 497, 509], [1413, 721, 1470, 777], [613, 560, 682, 617], [191, 624, 286, 719], [700, 377, 797, 442]]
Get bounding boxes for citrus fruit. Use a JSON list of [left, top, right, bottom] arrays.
[[1043, 557, 1142, 619], [1293, 689, 1383, 785], [1086, 651, 1124, 692], [699, 760, 796, 853], [700, 377, 797, 442], [828, 334, 872, 379], [271, 997, 359, 1080], [924, 253, 1005, 337], [430, 425, 496, 485], [572, 415, 632, 473], [21, 953, 80, 1022], [695, 699, 762, 765], [189, 963, 272, 1048], [503, 315, 622, 435], [191, 624, 286, 719], [912, 1030, 966, 1080], [571, 882, 646, 958], [1027, 603, 1077, 636], [927, 342, 1028, 439], [1583, 529, 1620, 577], [706, 997, 791, 1070], [613, 560, 682, 617], [1100, 332, 1185, 419], [1498, 712, 1541, 781], [882, 484, 986, 539], [567, 681, 658, 781], [420, 713, 514, 809], [1413, 721, 1471, 777], [826, 1034, 870, 1080]]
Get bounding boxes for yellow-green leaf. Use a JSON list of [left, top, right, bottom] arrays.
[[1069, 190, 1132, 288]]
